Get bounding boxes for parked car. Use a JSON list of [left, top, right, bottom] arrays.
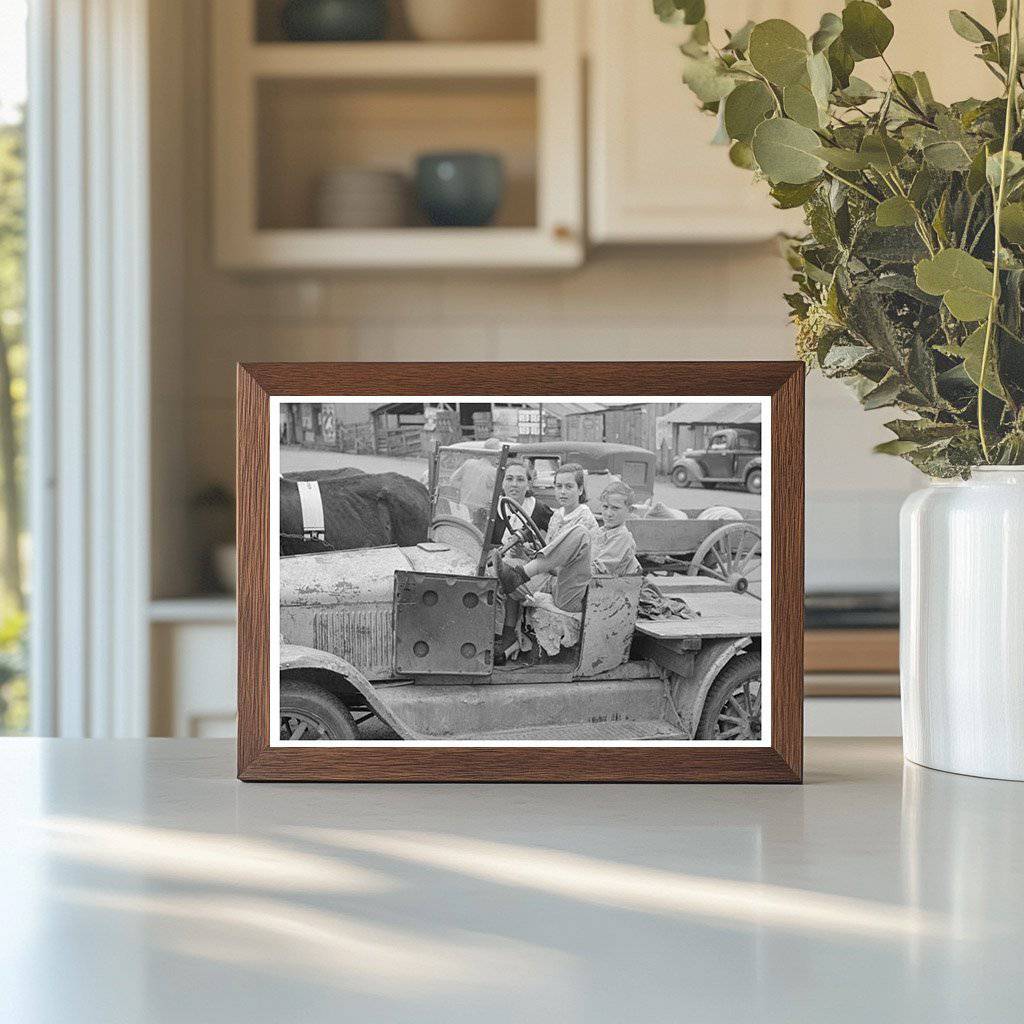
[[671, 427, 762, 494], [437, 439, 656, 505], [278, 443, 762, 743]]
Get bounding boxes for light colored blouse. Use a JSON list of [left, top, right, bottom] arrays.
[[546, 503, 599, 544]]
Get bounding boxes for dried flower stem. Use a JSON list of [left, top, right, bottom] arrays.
[[979, 0, 1021, 462]]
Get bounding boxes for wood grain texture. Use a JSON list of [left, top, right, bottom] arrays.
[[236, 361, 804, 783], [804, 629, 899, 674]]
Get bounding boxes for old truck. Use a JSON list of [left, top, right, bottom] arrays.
[[440, 438, 657, 506], [671, 427, 762, 494], [278, 443, 762, 743]]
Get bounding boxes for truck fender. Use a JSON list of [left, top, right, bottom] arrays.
[[670, 637, 754, 735], [279, 644, 424, 739], [673, 456, 704, 479]]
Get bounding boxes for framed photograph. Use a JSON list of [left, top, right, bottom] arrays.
[[237, 362, 804, 782]]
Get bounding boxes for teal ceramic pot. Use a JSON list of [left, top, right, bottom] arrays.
[[281, 0, 388, 42], [415, 152, 505, 227]]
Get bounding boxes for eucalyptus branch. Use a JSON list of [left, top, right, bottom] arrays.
[[979, 0, 1021, 462], [880, 54, 929, 120], [822, 167, 880, 203]]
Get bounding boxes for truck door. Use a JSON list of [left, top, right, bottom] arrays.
[[703, 432, 735, 479]]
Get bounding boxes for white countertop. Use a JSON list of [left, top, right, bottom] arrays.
[[1, 738, 1021, 1023]]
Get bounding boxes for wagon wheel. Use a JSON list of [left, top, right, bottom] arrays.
[[695, 654, 762, 740], [687, 522, 761, 598]]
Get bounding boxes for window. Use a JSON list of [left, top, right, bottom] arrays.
[[0, 1, 27, 734], [737, 433, 758, 451], [622, 460, 648, 486], [709, 434, 730, 450]]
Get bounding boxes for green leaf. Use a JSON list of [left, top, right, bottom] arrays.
[[728, 140, 758, 169], [752, 117, 827, 184], [948, 10, 993, 44], [993, 0, 1008, 24], [932, 190, 950, 246], [748, 19, 810, 87], [986, 150, 1024, 190], [1000, 202, 1024, 242], [860, 133, 905, 172], [690, 20, 710, 46], [923, 141, 973, 171], [723, 81, 775, 143], [783, 83, 822, 129], [807, 51, 833, 110], [724, 20, 755, 53], [885, 418, 962, 443], [862, 374, 902, 409], [810, 12, 843, 54], [875, 196, 918, 228], [842, 1, 894, 60], [770, 179, 820, 209], [827, 35, 855, 89], [892, 72, 919, 102], [653, 0, 677, 23], [654, 0, 705, 25], [835, 76, 878, 105], [681, 55, 737, 103], [959, 324, 1006, 398], [915, 249, 994, 321], [909, 165, 936, 205], [874, 438, 921, 456], [967, 143, 993, 193], [815, 145, 872, 170], [912, 71, 935, 105]]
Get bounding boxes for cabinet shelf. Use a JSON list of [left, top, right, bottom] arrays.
[[212, 0, 582, 269], [248, 41, 544, 79], [218, 226, 579, 270]]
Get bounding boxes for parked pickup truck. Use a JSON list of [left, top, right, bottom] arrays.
[[671, 427, 762, 494]]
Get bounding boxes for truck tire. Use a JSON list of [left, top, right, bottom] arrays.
[[671, 465, 692, 488], [280, 677, 359, 741], [695, 653, 762, 740], [745, 468, 762, 494]]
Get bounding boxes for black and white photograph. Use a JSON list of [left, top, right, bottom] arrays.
[[271, 396, 770, 745]]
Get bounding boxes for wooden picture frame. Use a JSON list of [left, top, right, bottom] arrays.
[[237, 362, 804, 782]]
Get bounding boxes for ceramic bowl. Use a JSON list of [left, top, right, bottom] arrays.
[[415, 152, 504, 228], [280, 0, 388, 42], [315, 167, 409, 228], [403, 0, 534, 42]]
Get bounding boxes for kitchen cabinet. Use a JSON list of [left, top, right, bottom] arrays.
[[587, 1, 812, 243], [211, 0, 583, 269], [587, 0, 999, 244]]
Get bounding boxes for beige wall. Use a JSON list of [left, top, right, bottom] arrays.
[[151, 0, 919, 598]]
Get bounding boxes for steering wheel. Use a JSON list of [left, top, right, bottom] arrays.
[[496, 495, 546, 552]]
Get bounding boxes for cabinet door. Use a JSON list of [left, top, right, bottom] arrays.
[[588, 1, 814, 243], [588, 0, 998, 244]]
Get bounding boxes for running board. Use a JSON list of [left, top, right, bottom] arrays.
[[459, 720, 685, 741]]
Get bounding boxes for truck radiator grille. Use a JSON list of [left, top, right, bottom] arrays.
[[313, 604, 394, 680]]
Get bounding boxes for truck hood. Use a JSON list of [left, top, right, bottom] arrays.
[[280, 542, 482, 609]]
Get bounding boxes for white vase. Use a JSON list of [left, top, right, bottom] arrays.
[[900, 467, 1024, 781]]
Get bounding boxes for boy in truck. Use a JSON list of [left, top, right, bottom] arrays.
[[590, 479, 641, 577]]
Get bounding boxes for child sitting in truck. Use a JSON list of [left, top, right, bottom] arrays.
[[591, 479, 641, 577], [493, 463, 595, 655], [494, 463, 595, 613]]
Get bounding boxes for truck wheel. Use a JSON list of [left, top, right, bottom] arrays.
[[280, 677, 358, 741], [671, 465, 692, 488], [695, 653, 762, 740], [745, 469, 762, 494]]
